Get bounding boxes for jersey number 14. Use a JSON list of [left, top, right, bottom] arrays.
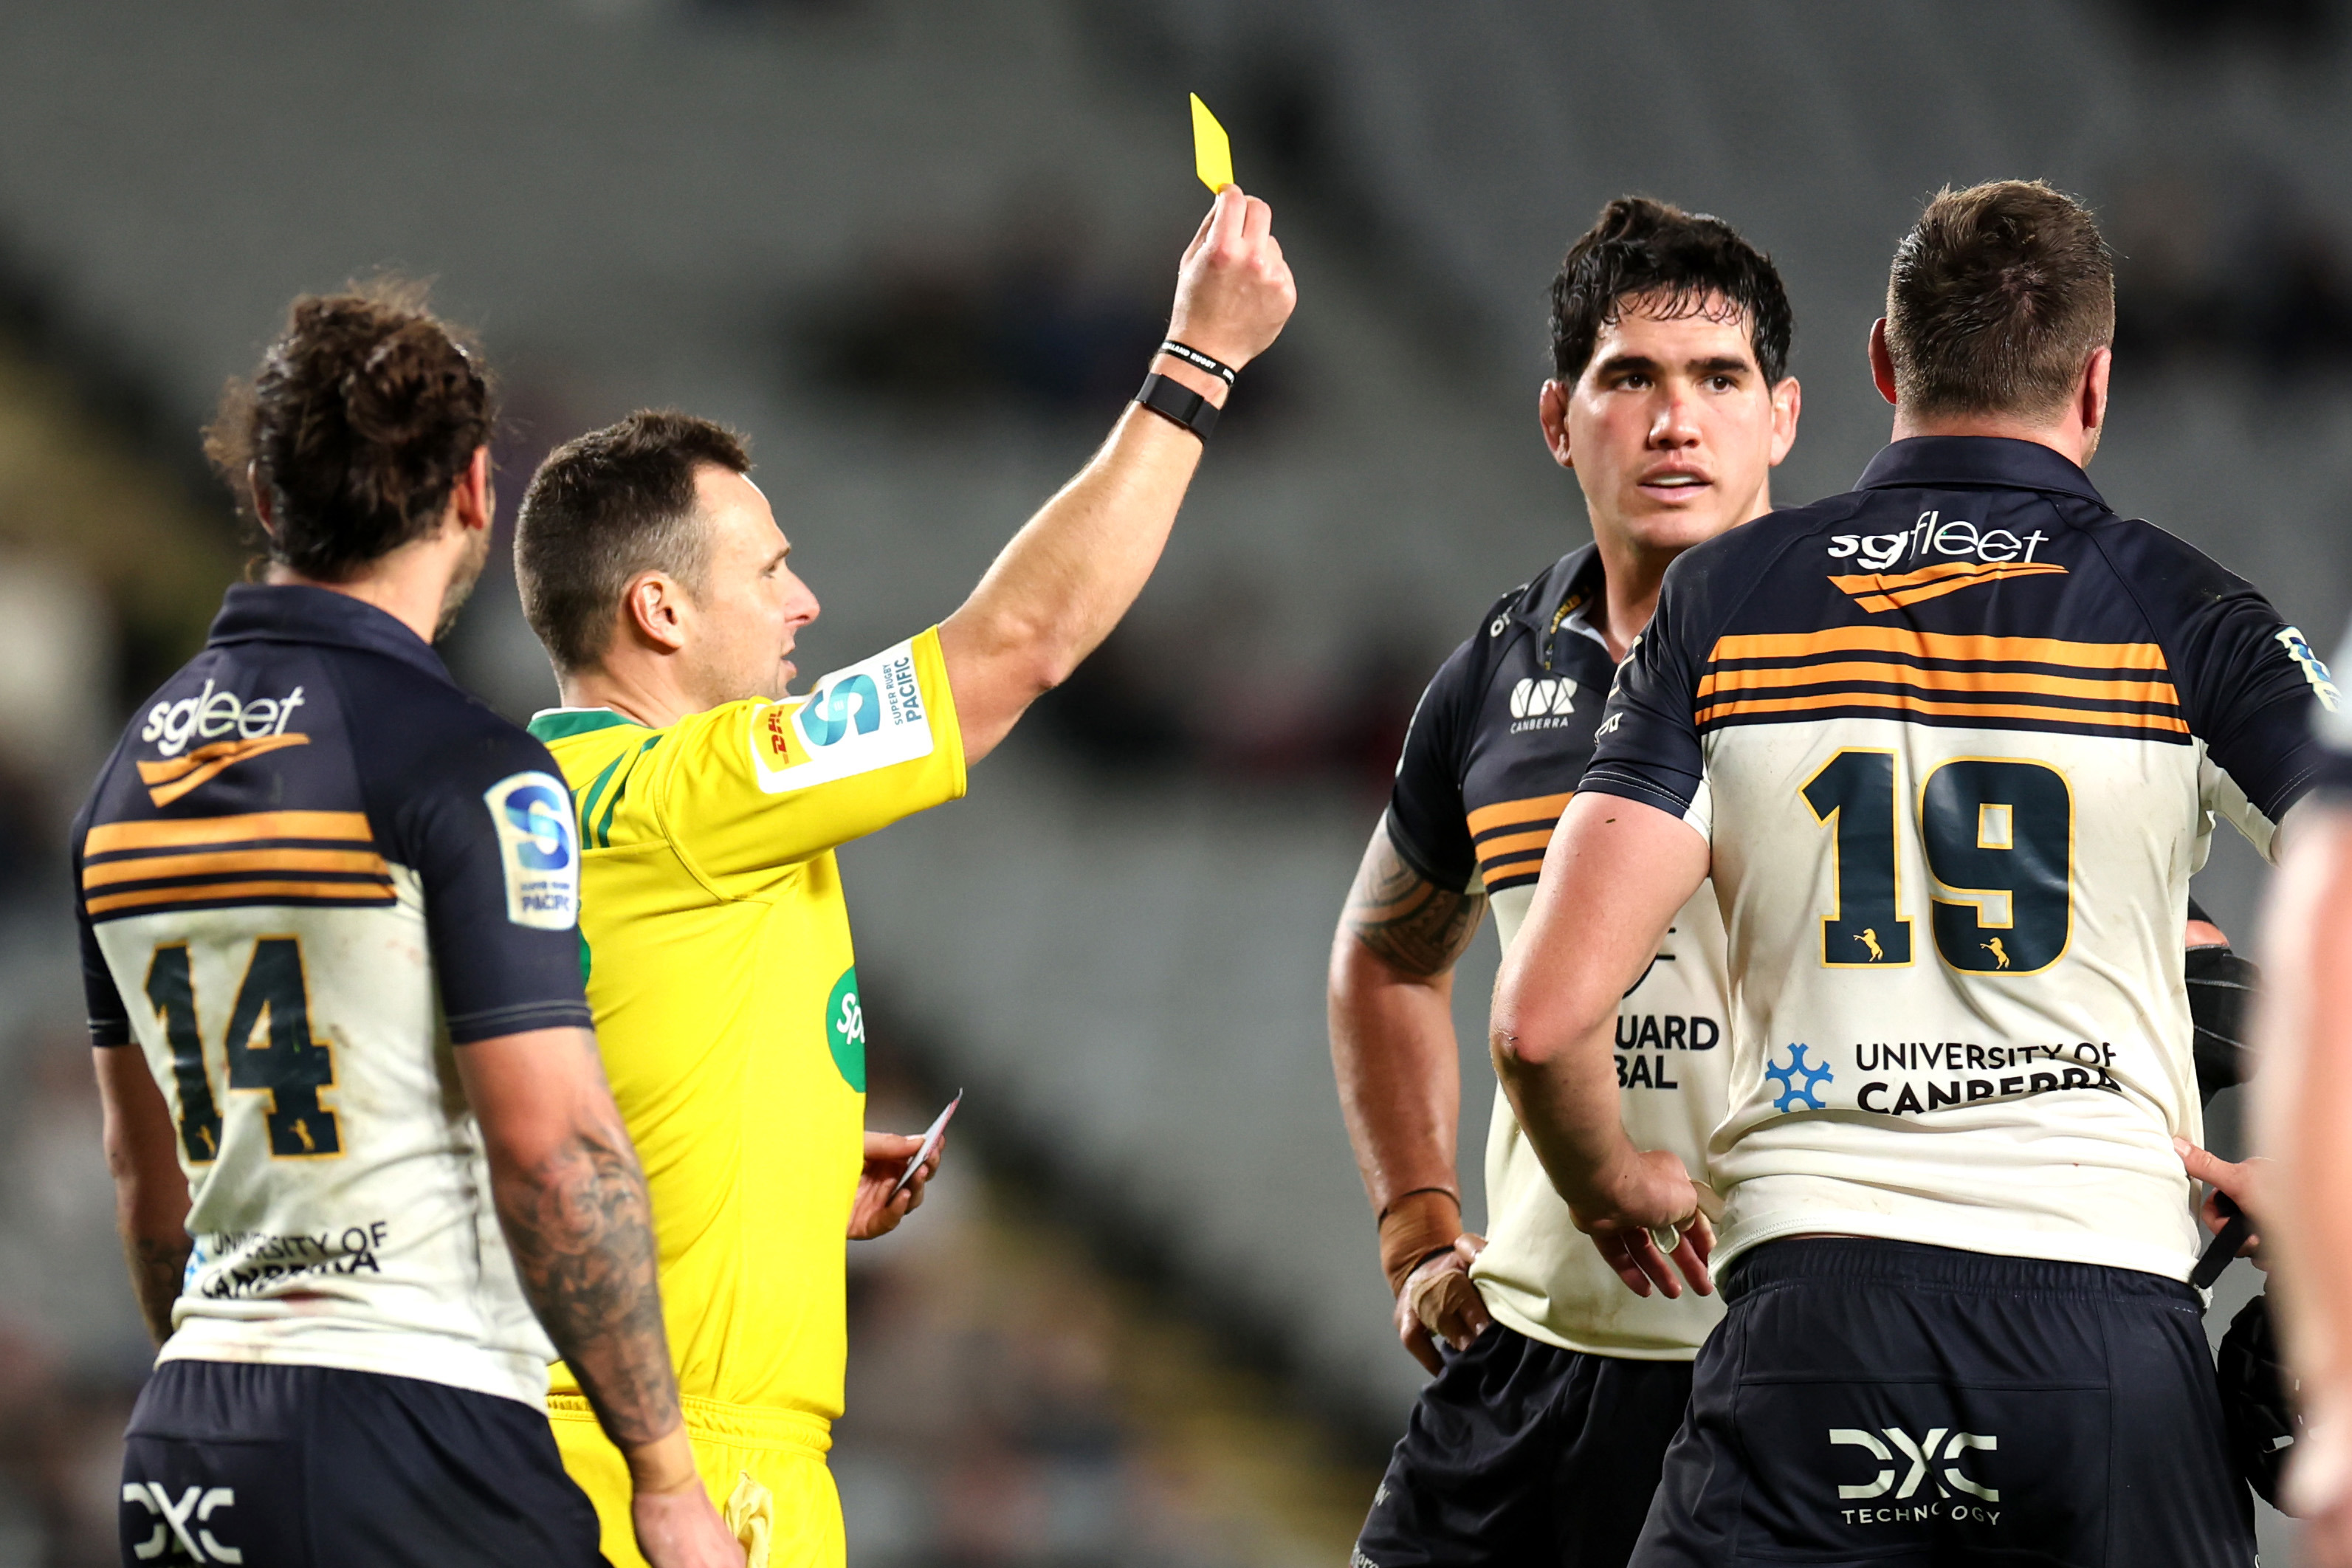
[[144, 938, 343, 1164], [1802, 749, 2071, 975]]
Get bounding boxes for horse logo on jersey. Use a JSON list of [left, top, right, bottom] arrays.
[[1857, 929, 1885, 963], [1983, 938, 2011, 970], [1767, 1044, 1834, 1111]]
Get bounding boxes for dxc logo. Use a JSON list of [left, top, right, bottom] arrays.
[[1507, 675, 1578, 719], [123, 1482, 243, 1562], [800, 674, 881, 747], [1830, 1427, 1998, 1502]]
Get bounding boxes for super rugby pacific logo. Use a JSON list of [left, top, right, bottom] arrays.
[[483, 771, 578, 932], [799, 673, 882, 747]]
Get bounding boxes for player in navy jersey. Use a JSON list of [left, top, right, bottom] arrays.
[[75, 286, 740, 1567], [1332, 199, 1798, 1567], [1491, 182, 2329, 1566]]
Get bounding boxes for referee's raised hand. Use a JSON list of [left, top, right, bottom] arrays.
[[1166, 184, 1296, 376]]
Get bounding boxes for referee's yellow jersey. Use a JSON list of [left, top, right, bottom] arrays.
[[527, 631, 965, 1568]]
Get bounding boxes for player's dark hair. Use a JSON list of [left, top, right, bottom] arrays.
[[515, 410, 752, 673], [1549, 197, 1793, 385], [205, 278, 493, 580], [1885, 180, 2114, 421]]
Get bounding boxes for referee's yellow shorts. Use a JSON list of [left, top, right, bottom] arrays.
[[548, 1392, 844, 1568]]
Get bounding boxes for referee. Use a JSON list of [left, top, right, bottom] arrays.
[[509, 185, 1294, 1567], [77, 286, 737, 1566]]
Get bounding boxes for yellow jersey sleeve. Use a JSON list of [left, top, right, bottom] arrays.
[[653, 627, 966, 892]]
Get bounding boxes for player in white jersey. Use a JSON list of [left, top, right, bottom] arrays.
[[1492, 182, 2331, 1565], [75, 287, 739, 1567], [1333, 198, 1797, 1567]]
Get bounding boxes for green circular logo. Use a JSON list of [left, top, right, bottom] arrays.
[[825, 966, 867, 1092]]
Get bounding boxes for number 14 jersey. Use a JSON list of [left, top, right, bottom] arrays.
[[1584, 436, 2331, 1281]]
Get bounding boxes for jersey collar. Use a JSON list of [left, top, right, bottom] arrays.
[[1856, 436, 2108, 506], [204, 582, 450, 680], [527, 707, 642, 741]]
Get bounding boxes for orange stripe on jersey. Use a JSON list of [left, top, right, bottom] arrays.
[[1709, 627, 2170, 671], [134, 734, 312, 807], [1828, 560, 2069, 612], [1474, 828, 1555, 860], [84, 811, 374, 856], [1465, 791, 1573, 839], [1695, 687, 2191, 733], [85, 878, 397, 917], [1696, 660, 2180, 707], [80, 847, 391, 890]]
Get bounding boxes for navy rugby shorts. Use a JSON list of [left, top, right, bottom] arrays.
[[1632, 1238, 2253, 1568], [1354, 1319, 1693, 1567], [120, 1359, 608, 1567]]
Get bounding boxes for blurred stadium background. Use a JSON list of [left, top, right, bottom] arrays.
[[0, 1, 2346, 1561]]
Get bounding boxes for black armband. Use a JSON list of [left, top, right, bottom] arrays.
[[1134, 372, 1220, 442], [2187, 943, 2260, 1104]]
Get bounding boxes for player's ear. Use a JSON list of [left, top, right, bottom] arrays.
[[624, 571, 690, 655], [247, 461, 277, 538], [1868, 319, 1899, 407], [450, 447, 494, 536], [1538, 379, 1575, 470], [2080, 345, 2112, 436], [1769, 378, 1802, 467]]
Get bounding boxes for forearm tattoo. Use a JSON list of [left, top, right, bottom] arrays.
[[125, 1234, 191, 1346], [498, 1122, 679, 1449], [1343, 831, 1486, 978]]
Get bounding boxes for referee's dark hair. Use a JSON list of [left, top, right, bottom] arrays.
[[205, 278, 494, 581], [1550, 197, 1793, 386], [1885, 180, 2114, 420], [515, 410, 752, 673]]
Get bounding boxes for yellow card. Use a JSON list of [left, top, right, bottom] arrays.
[[1190, 93, 1233, 193]]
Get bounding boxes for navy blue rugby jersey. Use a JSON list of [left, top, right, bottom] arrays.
[[1582, 436, 2331, 1280], [72, 584, 589, 1404], [1386, 545, 1730, 1358]]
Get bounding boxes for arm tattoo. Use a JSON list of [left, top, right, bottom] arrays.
[[124, 1234, 190, 1346], [1342, 829, 1486, 978], [495, 1121, 680, 1449]]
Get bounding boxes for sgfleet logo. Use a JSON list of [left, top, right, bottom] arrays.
[[134, 680, 310, 807], [483, 771, 579, 931], [1832, 1426, 2001, 1526], [1826, 511, 2065, 612]]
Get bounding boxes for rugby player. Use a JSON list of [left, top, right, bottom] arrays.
[[2255, 638, 2352, 1561], [1330, 198, 1798, 1567], [76, 289, 739, 1565], [1490, 180, 2334, 1564], [508, 185, 1294, 1567]]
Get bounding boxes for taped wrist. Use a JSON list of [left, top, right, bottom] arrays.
[[2187, 945, 2261, 1104], [1378, 1188, 1462, 1296]]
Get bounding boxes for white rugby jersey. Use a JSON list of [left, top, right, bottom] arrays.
[[73, 586, 593, 1405], [1583, 438, 2330, 1281], [1387, 547, 1730, 1358]]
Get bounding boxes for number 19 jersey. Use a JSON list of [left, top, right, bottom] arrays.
[[1584, 436, 2331, 1281]]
